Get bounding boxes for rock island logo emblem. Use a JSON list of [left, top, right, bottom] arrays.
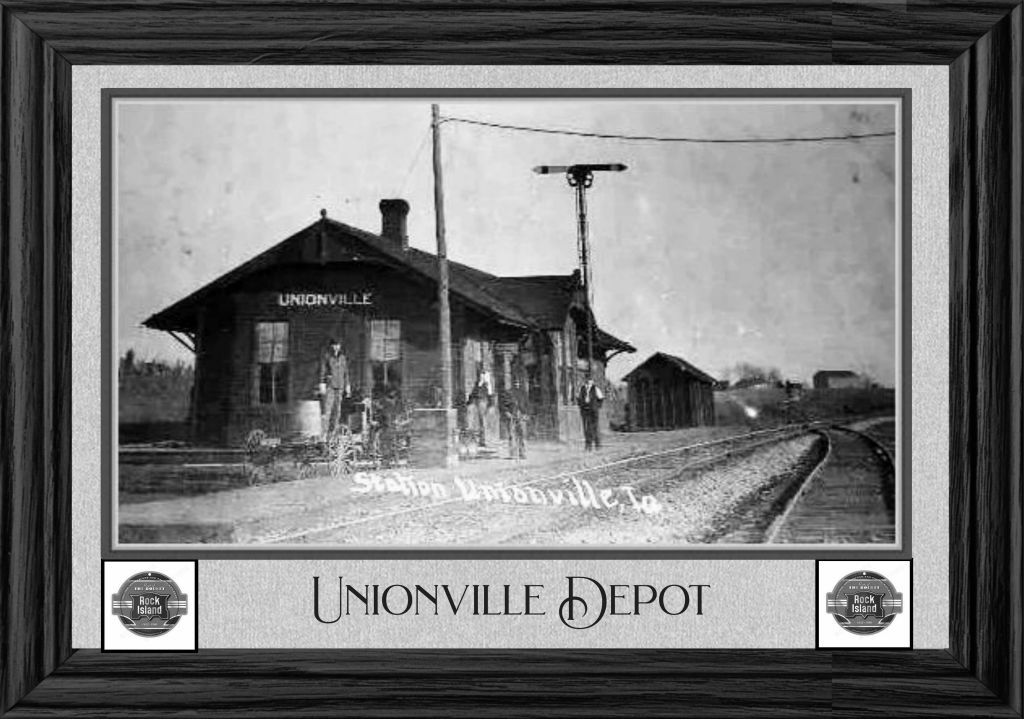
[[111, 571, 188, 638], [826, 570, 903, 635]]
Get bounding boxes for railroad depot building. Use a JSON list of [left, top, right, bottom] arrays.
[[144, 199, 635, 448], [622, 352, 716, 430]]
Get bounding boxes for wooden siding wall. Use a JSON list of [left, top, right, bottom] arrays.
[[194, 303, 235, 445], [188, 265, 443, 444], [186, 263, 544, 445], [627, 364, 714, 430], [176, 260, 625, 446]]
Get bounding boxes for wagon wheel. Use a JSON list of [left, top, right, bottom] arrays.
[[327, 425, 354, 478]]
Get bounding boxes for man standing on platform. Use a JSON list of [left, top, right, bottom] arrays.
[[501, 375, 530, 460], [467, 364, 494, 447], [577, 374, 605, 451], [319, 337, 350, 438]]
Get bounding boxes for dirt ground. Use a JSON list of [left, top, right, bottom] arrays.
[[118, 425, 751, 545], [118, 416, 896, 547]]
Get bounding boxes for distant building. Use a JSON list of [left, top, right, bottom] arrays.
[[622, 352, 716, 430], [812, 370, 862, 389]]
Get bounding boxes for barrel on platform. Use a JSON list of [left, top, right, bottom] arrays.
[[291, 399, 323, 438]]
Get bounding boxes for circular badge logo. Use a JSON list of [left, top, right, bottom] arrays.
[[826, 570, 903, 635], [111, 571, 188, 638]]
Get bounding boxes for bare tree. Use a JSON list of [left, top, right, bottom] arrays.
[[729, 362, 783, 388]]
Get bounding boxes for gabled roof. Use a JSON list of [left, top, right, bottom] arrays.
[[145, 217, 536, 332], [478, 275, 576, 328], [622, 352, 717, 385], [143, 214, 634, 356], [478, 273, 634, 353], [592, 327, 636, 354]]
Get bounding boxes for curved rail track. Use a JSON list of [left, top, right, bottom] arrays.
[[765, 424, 896, 544]]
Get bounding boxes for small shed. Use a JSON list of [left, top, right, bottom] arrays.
[[622, 353, 716, 430]]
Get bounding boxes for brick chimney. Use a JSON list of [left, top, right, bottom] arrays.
[[379, 199, 409, 251]]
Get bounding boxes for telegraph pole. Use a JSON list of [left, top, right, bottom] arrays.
[[432, 104, 456, 465], [534, 163, 626, 376]]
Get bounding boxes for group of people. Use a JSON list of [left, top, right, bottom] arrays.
[[317, 338, 607, 458], [467, 364, 606, 458], [465, 366, 529, 459]]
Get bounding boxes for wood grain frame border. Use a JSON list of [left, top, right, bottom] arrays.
[[1, 2, 1021, 716]]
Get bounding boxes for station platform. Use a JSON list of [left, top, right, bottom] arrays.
[[117, 427, 743, 545]]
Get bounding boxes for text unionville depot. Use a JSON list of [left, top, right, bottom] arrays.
[[313, 576, 710, 629]]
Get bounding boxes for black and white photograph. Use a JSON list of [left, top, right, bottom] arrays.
[[112, 94, 904, 548], [8, 2, 1023, 713]]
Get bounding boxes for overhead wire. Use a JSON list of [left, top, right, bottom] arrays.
[[396, 125, 433, 195], [439, 115, 895, 144]]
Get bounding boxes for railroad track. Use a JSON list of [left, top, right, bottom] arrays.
[[255, 419, 896, 546], [765, 424, 896, 544], [257, 423, 816, 545]]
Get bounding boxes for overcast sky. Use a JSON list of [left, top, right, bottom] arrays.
[[116, 98, 898, 385]]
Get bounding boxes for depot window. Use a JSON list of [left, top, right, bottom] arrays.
[[254, 321, 289, 405], [370, 319, 401, 393]]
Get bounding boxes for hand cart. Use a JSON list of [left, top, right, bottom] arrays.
[[243, 397, 385, 481]]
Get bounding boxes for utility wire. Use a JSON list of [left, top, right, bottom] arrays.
[[397, 125, 432, 195], [440, 116, 895, 144]]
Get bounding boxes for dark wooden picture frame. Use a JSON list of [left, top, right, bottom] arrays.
[[1, 2, 1020, 716]]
